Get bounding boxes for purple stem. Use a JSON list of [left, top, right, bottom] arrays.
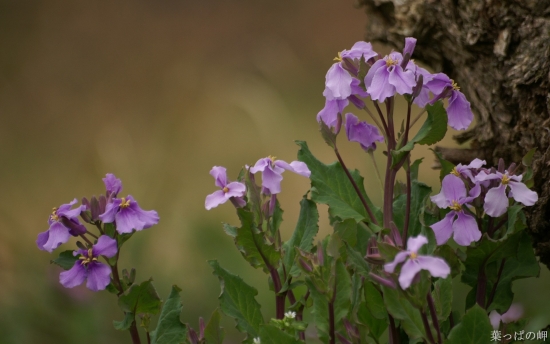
[[388, 315, 399, 344], [402, 157, 411, 245], [487, 259, 507, 308], [476, 265, 487, 309], [328, 281, 337, 344], [420, 311, 436, 344], [427, 293, 442, 344]]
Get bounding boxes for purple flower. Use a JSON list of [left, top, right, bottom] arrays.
[[430, 174, 481, 246], [99, 195, 159, 234], [476, 171, 538, 217], [317, 98, 348, 132], [426, 73, 473, 130], [249, 156, 310, 195], [451, 158, 486, 182], [60, 235, 117, 291], [205, 166, 246, 210], [384, 235, 450, 289], [339, 41, 378, 61], [345, 113, 384, 152], [365, 52, 416, 102], [103, 173, 122, 198], [406, 61, 434, 108], [37, 199, 87, 253], [402, 37, 417, 58]]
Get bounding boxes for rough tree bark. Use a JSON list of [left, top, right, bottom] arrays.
[[356, 0, 550, 268]]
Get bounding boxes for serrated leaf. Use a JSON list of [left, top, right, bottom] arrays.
[[150, 285, 188, 344], [334, 259, 351, 323], [334, 218, 358, 247], [204, 309, 224, 344], [50, 250, 78, 270], [296, 140, 382, 224], [446, 304, 493, 344], [382, 286, 426, 340], [259, 324, 301, 344], [305, 277, 330, 343], [113, 312, 134, 331], [224, 208, 281, 274], [283, 197, 319, 277], [118, 279, 162, 315], [209, 260, 263, 337], [392, 102, 448, 167]]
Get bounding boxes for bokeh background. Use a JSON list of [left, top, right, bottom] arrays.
[[1, 1, 549, 343]]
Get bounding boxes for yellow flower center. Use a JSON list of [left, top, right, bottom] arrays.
[[333, 51, 343, 62], [385, 56, 398, 67], [451, 79, 460, 91], [222, 186, 229, 193], [78, 248, 98, 266], [501, 174, 510, 185], [120, 197, 131, 208], [268, 155, 277, 164], [449, 200, 462, 211], [50, 207, 59, 222], [410, 252, 418, 260], [451, 167, 460, 176]]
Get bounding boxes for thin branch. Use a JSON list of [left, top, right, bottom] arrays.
[[427, 293, 442, 344], [487, 259, 507, 308]]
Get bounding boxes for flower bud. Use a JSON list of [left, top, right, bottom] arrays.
[[390, 222, 403, 248], [348, 95, 366, 109], [61, 217, 87, 236], [90, 196, 100, 221], [401, 37, 417, 68], [341, 57, 359, 76], [187, 327, 199, 344], [199, 317, 205, 339], [98, 195, 107, 215], [369, 272, 397, 289], [298, 258, 313, 273]]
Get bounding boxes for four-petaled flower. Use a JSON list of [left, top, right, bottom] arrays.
[[345, 113, 384, 152], [476, 171, 538, 217], [451, 158, 486, 182], [99, 195, 159, 234], [205, 166, 246, 210], [60, 235, 117, 291], [384, 235, 450, 289], [426, 73, 473, 130], [365, 52, 416, 102], [430, 174, 481, 246], [249, 156, 310, 195], [37, 199, 87, 253]]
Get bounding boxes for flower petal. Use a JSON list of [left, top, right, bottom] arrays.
[[364, 59, 386, 89], [441, 174, 467, 202], [60, 261, 87, 288], [316, 98, 348, 130], [425, 73, 451, 95], [398, 259, 423, 289], [367, 66, 394, 102], [501, 303, 524, 323], [40, 222, 71, 253], [86, 262, 112, 291], [115, 208, 145, 234], [452, 212, 481, 246], [484, 184, 509, 217], [341, 41, 377, 61], [103, 173, 123, 196], [416, 256, 451, 279], [99, 200, 120, 223], [384, 251, 410, 273], [489, 311, 502, 330], [447, 91, 473, 130], [210, 166, 228, 188], [261, 164, 284, 194], [205, 190, 229, 210], [324, 63, 353, 100], [388, 66, 416, 95], [508, 181, 538, 206], [274, 160, 311, 178], [250, 158, 270, 174], [430, 212, 456, 245], [406, 235, 428, 252], [225, 181, 246, 198], [93, 235, 118, 258]]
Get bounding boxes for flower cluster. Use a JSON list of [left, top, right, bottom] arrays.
[[37, 173, 159, 291], [430, 159, 537, 246]]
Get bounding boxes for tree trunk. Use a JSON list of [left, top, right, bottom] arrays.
[[357, 0, 550, 268]]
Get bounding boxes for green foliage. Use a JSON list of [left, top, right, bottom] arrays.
[[446, 305, 493, 344], [383, 286, 426, 340], [223, 208, 281, 274], [204, 309, 225, 344], [209, 260, 264, 338], [118, 279, 162, 315], [259, 324, 302, 344], [150, 285, 188, 344], [113, 312, 134, 331], [282, 197, 319, 277], [296, 140, 382, 224], [393, 179, 432, 238], [50, 250, 78, 270], [430, 148, 455, 182], [432, 277, 453, 321]]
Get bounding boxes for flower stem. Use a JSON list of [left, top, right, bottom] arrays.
[[409, 107, 427, 128], [420, 310, 437, 344], [402, 156, 411, 245], [328, 281, 337, 344], [388, 315, 399, 344], [334, 145, 379, 225], [426, 293, 442, 344], [487, 259, 507, 308], [368, 150, 384, 194], [476, 265, 487, 309]]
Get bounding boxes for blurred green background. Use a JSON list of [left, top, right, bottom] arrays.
[[0, 1, 548, 343]]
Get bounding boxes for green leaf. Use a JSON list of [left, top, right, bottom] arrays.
[[104, 222, 116, 238], [334, 259, 351, 323], [118, 279, 162, 315], [259, 324, 301, 344], [522, 148, 536, 166], [363, 281, 386, 320], [50, 250, 79, 270], [392, 102, 448, 167], [434, 245, 461, 278], [432, 277, 452, 321], [224, 208, 281, 274], [204, 309, 225, 344], [305, 277, 330, 343], [357, 302, 388, 341], [333, 218, 358, 247], [446, 304, 493, 344], [113, 312, 134, 331], [345, 243, 370, 278], [296, 140, 382, 224], [506, 204, 526, 236], [383, 286, 426, 340], [150, 285, 188, 344], [393, 180, 432, 238], [282, 197, 319, 277], [209, 260, 263, 337], [430, 149, 455, 182]]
